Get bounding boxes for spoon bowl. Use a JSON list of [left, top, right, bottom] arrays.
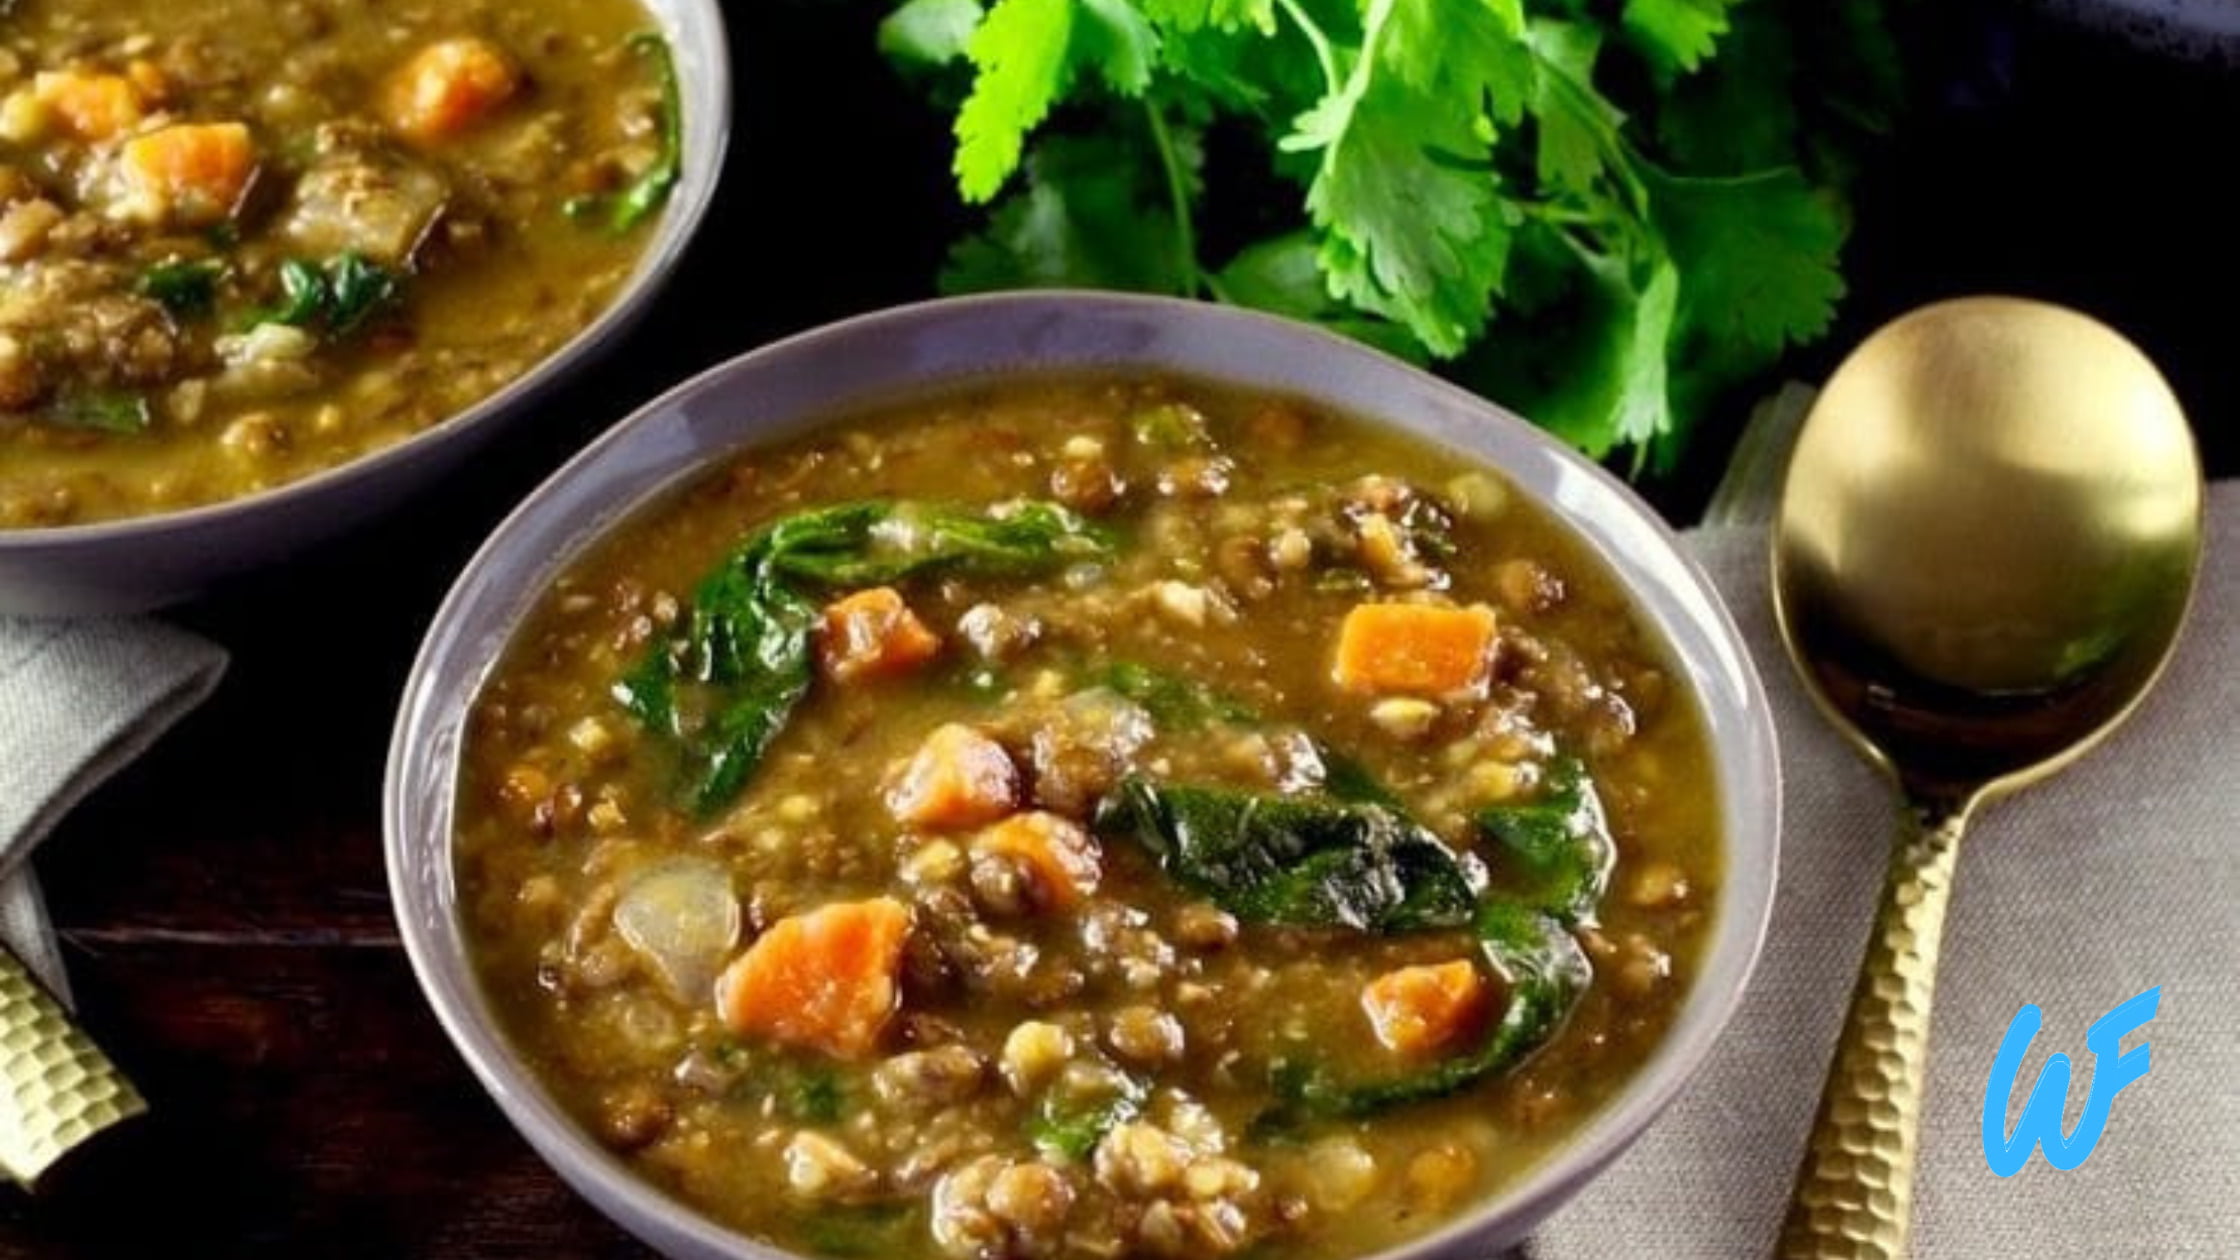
[[1770, 296, 2203, 1257]]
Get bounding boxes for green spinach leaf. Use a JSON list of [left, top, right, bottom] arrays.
[[1287, 900, 1591, 1116], [1093, 777, 1481, 932], [623, 499, 1111, 813], [48, 389, 152, 435], [565, 32, 682, 233], [1476, 756, 1615, 925], [254, 253, 402, 337], [1099, 754, 1617, 1118], [138, 258, 225, 316], [1029, 1070, 1147, 1161], [1096, 661, 1258, 727]]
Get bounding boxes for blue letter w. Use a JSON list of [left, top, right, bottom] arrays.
[[1981, 986, 2160, 1177]]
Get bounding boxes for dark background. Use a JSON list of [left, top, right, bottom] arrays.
[[5, 2, 2235, 1255]]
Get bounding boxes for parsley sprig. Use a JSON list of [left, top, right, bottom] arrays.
[[882, 0, 1908, 469]]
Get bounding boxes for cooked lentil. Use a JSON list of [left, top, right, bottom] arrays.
[[457, 376, 1723, 1260]]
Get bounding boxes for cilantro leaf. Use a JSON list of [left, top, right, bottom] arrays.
[[1528, 244, 1679, 461], [1075, 0, 1160, 95], [1284, 0, 1512, 357], [1527, 19, 1626, 195], [893, 0, 1894, 472], [1386, 0, 1532, 126], [1646, 163, 1844, 363], [955, 0, 1079, 201], [943, 128, 1198, 293], [1213, 232, 1428, 362], [1140, 0, 1274, 35], [880, 0, 983, 66], [1621, 0, 1740, 78], [1652, 3, 1798, 174]]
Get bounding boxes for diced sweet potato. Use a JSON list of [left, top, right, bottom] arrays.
[[715, 897, 911, 1060], [118, 122, 256, 226], [1332, 602, 1497, 698], [817, 587, 942, 684], [384, 37, 520, 144], [973, 811, 1102, 911], [1362, 960, 1491, 1057], [33, 71, 143, 142], [887, 723, 1019, 830]]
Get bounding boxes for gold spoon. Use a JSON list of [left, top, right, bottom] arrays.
[[1770, 296, 2204, 1259]]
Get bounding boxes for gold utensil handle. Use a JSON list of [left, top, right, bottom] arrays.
[[0, 945, 145, 1185], [1777, 803, 1967, 1260]]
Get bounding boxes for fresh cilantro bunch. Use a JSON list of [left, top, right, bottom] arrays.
[[880, 0, 1907, 469]]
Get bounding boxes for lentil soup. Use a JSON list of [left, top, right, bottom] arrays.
[[0, 0, 677, 527], [456, 377, 1723, 1260]]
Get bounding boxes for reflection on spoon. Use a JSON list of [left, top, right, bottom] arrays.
[[1770, 297, 2203, 1258]]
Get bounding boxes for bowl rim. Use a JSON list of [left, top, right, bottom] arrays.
[[0, 0, 733, 553], [386, 290, 1782, 1260]]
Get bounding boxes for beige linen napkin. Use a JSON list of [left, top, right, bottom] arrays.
[[1528, 480, 2240, 1258]]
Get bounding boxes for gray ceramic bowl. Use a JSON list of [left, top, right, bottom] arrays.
[[387, 293, 1782, 1260], [0, 0, 731, 617]]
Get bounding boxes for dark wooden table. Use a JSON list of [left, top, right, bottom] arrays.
[[5, 4, 2235, 1255]]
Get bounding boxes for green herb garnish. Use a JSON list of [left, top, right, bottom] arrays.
[[881, 0, 1908, 468], [566, 32, 683, 233], [1096, 661, 1258, 727], [254, 253, 402, 337], [1029, 1070, 1147, 1161], [1476, 755, 1615, 923], [788, 1068, 846, 1123], [622, 499, 1113, 813], [1094, 777, 1482, 932], [137, 258, 225, 317], [49, 389, 153, 435]]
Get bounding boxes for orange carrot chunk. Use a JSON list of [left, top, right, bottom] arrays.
[[118, 122, 256, 226], [887, 723, 1020, 830], [973, 811, 1102, 911], [33, 71, 143, 142], [385, 37, 520, 144], [714, 897, 911, 1060], [1332, 602, 1497, 697], [817, 587, 942, 684], [1362, 960, 1492, 1057]]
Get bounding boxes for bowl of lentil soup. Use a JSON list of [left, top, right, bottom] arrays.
[[388, 293, 1780, 1260], [0, 0, 727, 614]]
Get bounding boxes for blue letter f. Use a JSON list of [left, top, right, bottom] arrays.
[[1981, 986, 2161, 1177]]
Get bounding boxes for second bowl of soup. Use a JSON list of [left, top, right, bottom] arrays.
[[0, 0, 727, 612], [389, 293, 1780, 1260]]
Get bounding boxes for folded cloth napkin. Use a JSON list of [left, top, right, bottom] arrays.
[[1527, 479, 2240, 1259], [0, 618, 227, 1005]]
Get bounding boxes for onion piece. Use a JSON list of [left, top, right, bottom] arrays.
[[611, 857, 741, 1002]]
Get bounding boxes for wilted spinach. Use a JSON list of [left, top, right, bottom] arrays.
[[1029, 1069, 1147, 1161], [255, 253, 401, 337], [1098, 752, 1618, 1118], [564, 31, 682, 233], [621, 499, 1111, 813], [49, 389, 152, 435], [1095, 778, 1482, 933], [1096, 661, 1258, 727], [137, 257, 225, 317], [1478, 756, 1615, 924]]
